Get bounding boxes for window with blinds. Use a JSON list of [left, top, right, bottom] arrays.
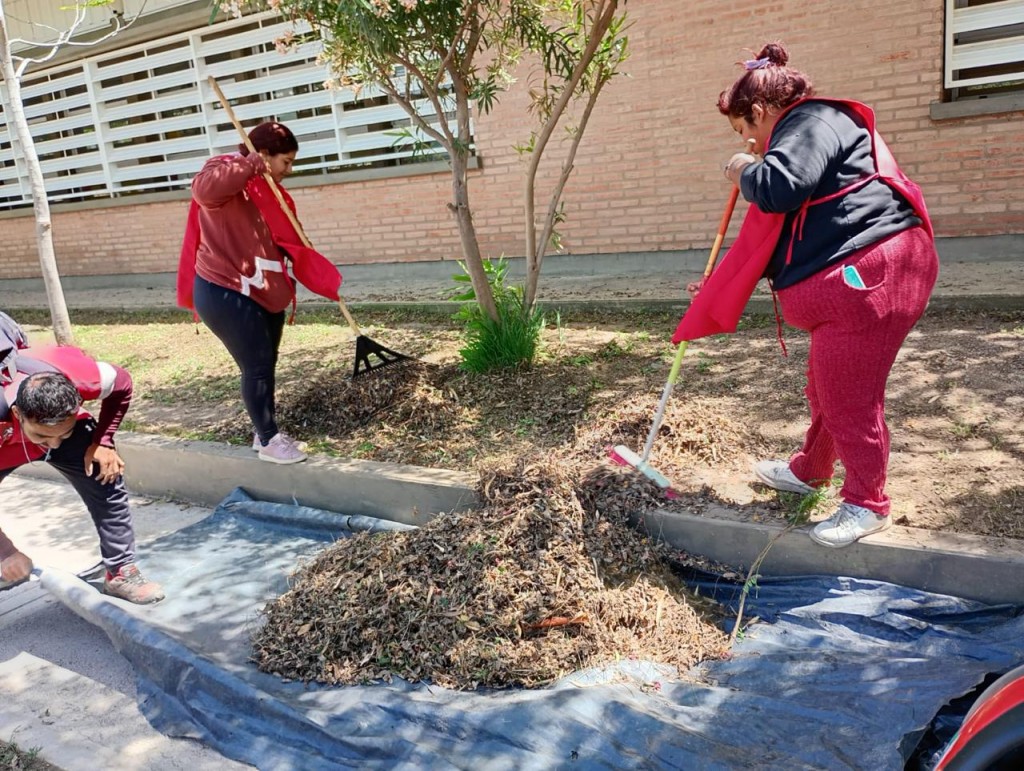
[[945, 0, 1024, 98], [0, 12, 458, 210]]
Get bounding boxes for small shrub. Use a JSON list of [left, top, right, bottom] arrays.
[[449, 258, 544, 372]]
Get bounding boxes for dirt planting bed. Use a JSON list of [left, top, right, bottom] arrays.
[[65, 306, 1019, 540]]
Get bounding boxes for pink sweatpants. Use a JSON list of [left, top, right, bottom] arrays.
[[778, 227, 939, 516]]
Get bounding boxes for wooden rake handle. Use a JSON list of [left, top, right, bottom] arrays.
[[703, 185, 740, 279], [702, 138, 753, 279], [640, 187, 742, 462], [207, 76, 361, 336]]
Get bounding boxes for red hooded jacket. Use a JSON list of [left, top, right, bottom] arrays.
[[177, 155, 342, 315]]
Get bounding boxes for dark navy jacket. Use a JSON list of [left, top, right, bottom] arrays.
[[739, 100, 922, 290]]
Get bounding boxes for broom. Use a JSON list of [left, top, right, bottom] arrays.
[[609, 183, 742, 493], [208, 77, 414, 379]]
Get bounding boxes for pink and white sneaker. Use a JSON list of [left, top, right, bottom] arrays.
[[257, 432, 307, 465]]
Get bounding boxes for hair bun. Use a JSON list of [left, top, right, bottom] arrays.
[[757, 42, 789, 67]]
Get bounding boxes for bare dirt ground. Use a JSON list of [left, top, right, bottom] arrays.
[[40, 304, 1022, 541]]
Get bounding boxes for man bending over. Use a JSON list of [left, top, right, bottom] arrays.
[[1, 347, 164, 604]]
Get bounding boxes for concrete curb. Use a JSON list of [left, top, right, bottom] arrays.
[[633, 507, 1024, 606], [16, 432, 479, 527], [217, 293, 1024, 317], [2, 293, 1022, 319], [15, 433, 1024, 606]]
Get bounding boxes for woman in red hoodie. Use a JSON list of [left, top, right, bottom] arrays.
[[711, 42, 938, 548], [181, 122, 320, 465]]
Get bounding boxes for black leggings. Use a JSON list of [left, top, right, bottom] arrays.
[[193, 276, 285, 444]]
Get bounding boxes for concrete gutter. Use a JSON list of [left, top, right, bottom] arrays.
[[298, 293, 1024, 318], [16, 432, 1024, 606]]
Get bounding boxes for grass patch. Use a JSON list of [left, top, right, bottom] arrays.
[[0, 735, 58, 770]]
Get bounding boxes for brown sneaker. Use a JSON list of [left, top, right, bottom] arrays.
[[103, 563, 165, 605]]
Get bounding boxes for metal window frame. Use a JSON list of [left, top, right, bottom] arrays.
[[945, 0, 1024, 92]]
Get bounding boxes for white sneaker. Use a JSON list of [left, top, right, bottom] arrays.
[[753, 460, 816, 495], [252, 432, 262, 452], [810, 503, 891, 548], [258, 432, 307, 465]]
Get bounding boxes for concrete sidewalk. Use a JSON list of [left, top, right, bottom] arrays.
[[2, 251, 1023, 313], [0, 474, 252, 771]]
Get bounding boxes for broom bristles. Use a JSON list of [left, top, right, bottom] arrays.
[[607, 444, 674, 489]]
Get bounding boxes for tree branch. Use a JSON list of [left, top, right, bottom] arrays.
[[391, 52, 457, 146], [534, 76, 606, 267], [529, 0, 615, 166], [524, 0, 618, 302], [428, 5, 475, 90], [13, 0, 150, 75], [463, 4, 485, 66]]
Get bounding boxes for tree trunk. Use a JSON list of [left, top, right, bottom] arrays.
[[0, 7, 74, 345], [448, 71, 498, 322], [449, 151, 497, 322]]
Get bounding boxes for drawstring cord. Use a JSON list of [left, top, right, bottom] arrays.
[[775, 172, 883, 354], [280, 250, 298, 325], [784, 173, 880, 266]]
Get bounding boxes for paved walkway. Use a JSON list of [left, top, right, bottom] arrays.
[[2, 256, 1023, 312], [0, 473, 252, 770]]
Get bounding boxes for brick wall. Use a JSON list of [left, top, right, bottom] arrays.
[[1, 0, 1021, 280]]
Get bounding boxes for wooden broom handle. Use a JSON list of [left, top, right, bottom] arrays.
[[704, 185, 740, 279], [703, 138, 754, 279], [207, 76, 361, 336]]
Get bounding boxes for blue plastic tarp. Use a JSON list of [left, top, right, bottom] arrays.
[[40, 489, 1024, 770]]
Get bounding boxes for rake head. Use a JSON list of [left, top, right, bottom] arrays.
[[352, 334, 415, 379], [607, 444, 680, 499]]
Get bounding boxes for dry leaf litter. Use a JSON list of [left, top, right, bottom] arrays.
[[251, 365, 752, 691], [254, 358, 763, 477], [253, 460, 730, 690]]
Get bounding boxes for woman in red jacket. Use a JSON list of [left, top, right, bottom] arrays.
[[714, 42, 938, 548], [181, 122, 315, 465]]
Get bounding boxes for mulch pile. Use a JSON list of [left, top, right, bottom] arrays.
[[251, 458, 730, 690], [279, 361, 436, 435], [245, 356, 767, 691]]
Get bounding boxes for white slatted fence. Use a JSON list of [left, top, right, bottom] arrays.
[[0, 12, 459, 210]]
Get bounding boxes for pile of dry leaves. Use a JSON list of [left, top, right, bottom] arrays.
[[251, 458, 730, 690], [265, 356, 761, 477]]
